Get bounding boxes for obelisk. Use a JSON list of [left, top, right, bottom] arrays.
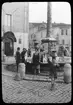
[[23, 2, 29, 50], [47, 2, 52, 54], [47, 2, 52, 37]]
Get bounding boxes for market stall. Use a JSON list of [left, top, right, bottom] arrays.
[[25, 37, 71, 74], [26, 55, 71, 74]]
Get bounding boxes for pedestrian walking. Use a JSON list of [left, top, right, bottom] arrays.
[[15, 47, 21, 72], [21, 48, 27, 64], [48, 51, 59, 91], [32, 47, 40, 75]]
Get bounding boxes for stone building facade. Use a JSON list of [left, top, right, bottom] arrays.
[[2, 3, 29, 56], [29, 22, 71, 52], [2, 3, 71, 57]]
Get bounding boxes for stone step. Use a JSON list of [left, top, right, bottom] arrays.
[[2, 56, 16, 64]]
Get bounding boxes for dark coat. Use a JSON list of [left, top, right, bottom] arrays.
[[32, 53, 40, 65], [15, 51, 21, 64], [21, 51, 26, 63]]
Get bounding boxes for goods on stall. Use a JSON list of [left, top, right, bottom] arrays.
[[64, 63, 71, 83], [43, 54, 47, 63], [27, 57, 32, 63]]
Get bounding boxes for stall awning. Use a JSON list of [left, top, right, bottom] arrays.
[[2, 31, 16, 42], [41, 37, 56, 43]]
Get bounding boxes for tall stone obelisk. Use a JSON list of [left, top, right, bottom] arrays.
[[47, 2, 57, 55], [47, 2, 52, 54], [47, 2, 52, 37], [23, 2, 29, 50]]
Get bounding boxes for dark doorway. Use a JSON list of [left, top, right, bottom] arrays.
[[4, 41, 14, 56], [2, 31, 16, 56]]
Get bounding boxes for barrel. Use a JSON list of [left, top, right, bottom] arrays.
[[64, 63, 71, 83], [18, 63, 26, 79]]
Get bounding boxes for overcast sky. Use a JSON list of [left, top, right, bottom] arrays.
[[2, 2, 71, 24]]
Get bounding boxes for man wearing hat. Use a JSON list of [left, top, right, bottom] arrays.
[[32, 47, 40, 75], [21, 48, 27, 64]]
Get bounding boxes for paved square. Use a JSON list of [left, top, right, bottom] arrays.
[[2, 73, 71, 103]]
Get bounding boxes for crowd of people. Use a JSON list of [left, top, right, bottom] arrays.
[[15, 46, 59, 90], [15, 47, 31, 72]]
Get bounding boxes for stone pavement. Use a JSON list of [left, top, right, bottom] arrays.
[[2, 65, 72, 103]]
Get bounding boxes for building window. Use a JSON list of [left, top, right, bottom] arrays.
[[56, 34, 59, 44], [41, 32, 43, 38], [31, 34, 32, 39], [31, 34, 34, 39], [34, 34, 36, 38], [7, 15, 10, 26], [62, 39, 65, 45], [61, 29, 64, 35], [66, 29, 67, 35], [38, 24, 45, 31], [31, 34, 35, 39], [19, 38, 21, 44]]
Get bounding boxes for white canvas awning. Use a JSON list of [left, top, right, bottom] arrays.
[[41, 37, 56, 43]]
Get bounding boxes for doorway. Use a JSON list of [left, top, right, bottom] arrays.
[[4, 40, 14, 56], [2, 31, 16, 56]]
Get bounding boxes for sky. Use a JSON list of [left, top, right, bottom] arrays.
[[2, 2, 71, 24]]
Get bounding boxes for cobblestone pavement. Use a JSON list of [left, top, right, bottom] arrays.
[[2, 73, 71, 103], [2, 64, 72, 103]]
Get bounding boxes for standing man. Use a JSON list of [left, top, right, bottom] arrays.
[[40, 48, 44, 63], [27, 49, 31, 57], [21, 48, 27, 64], [49, 51, 59, 91], [15, 47, 21, 72], [32, 47, 40, 75]]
